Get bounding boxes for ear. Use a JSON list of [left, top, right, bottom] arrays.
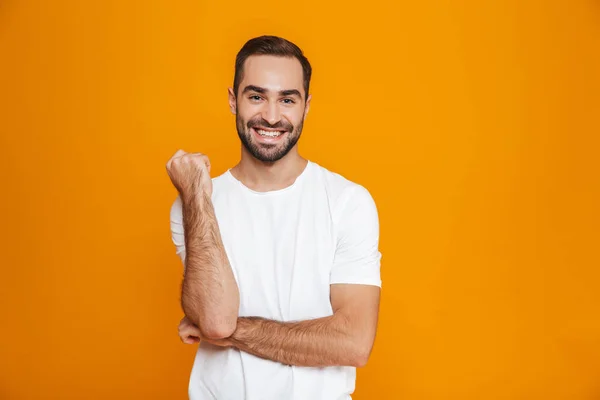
[[228, 87, 237, 114], [303, 94, 312, 119]]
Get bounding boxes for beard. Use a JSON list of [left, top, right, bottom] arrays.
[[236, 112, 304, 163]]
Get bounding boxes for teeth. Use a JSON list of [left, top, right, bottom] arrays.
[[257, 129, 283, 137]]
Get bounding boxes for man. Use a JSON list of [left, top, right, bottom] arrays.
[[166, 35, 382, 400]]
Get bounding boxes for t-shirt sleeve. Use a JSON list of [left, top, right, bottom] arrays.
[[330, 185, 382, 287], [170, 196, 187, 268]]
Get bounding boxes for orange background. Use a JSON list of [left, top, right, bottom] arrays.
[[1, 1, 599, 399]]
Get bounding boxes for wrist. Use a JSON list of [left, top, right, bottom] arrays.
[[230, 317, 244, 340], [181, 189, 210, 207], [231, 317, 257, 345]]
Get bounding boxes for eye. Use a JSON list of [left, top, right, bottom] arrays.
[[281, 98, 295, 104], [249, 95, 262, 101]]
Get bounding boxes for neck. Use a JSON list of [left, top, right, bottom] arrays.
[[230, 147, 308, 192]]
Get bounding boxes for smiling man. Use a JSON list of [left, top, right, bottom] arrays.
[[166, 35, 382, 400]]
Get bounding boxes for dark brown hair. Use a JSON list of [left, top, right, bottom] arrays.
[[233, 35, 312, 100]]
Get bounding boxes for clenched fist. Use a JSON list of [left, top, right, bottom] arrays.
[[166, 150, 212, 199], [178, 315, 202, 344], [177, 316, 233, 348]]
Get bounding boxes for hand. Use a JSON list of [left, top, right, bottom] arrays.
[[178, 315, 234, 348], [166, 150, 213, 199], [178, 315, 201, 344]]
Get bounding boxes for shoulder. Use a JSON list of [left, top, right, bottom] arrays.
[[309, 161, 356, 193], [308, 161, 377, 222]]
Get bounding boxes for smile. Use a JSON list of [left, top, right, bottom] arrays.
[[253, 128, 286, 137]]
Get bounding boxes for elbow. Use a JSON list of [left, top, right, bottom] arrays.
[[352, 350, 370, 368], [200, 318, 237, 340], [181, 304, 237, 340], [196, 309, 238, 340], [181, 290, 239, 339], [351, 339, 374, 368], [201, 302, 239, 340]]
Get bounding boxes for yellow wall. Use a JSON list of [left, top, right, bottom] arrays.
[[1, 1, 599, 399]]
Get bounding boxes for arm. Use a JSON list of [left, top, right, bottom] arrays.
[[228, 283, 380, 367], [167, 150, 239, 340], [180, 190, 239, 339]]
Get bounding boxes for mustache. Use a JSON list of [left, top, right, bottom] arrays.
[[247, 118, 293, 132]]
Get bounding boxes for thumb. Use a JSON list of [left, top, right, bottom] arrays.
[[183, 336, 200, 344]]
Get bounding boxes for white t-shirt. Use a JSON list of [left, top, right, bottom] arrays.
[[169, 160, 382, 400]]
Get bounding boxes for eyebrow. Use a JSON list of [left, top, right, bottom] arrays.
[[280, 89, 302, 98], [242, 85, 303, 99]]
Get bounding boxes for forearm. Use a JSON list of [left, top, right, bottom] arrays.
[[181, 190, 239, 338], [228, 314, 365, 367]]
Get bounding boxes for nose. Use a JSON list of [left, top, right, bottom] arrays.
[[261, 101, 281, 126]]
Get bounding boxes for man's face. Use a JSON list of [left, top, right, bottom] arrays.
[[229, 55, 311, 163]]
